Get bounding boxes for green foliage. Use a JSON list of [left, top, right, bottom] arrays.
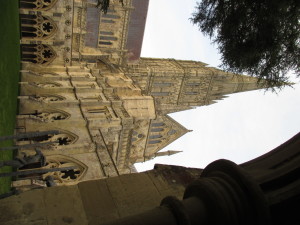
[[96, 0, 124, 13], [0, 0, 20, 194], [191, 0, 300, 88]]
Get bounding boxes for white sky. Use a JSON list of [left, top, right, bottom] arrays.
[[135, 0, 300, 171]]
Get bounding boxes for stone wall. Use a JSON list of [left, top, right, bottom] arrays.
[[0, 165, 201, 225]]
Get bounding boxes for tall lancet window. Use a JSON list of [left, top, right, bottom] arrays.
[[20, 0, 58, 11], [21, 44, 56, 65]]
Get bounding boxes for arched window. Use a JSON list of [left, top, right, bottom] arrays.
[[20, 14, 57, 39], [18, 131, 77, 146], [21, 44, 56, 65], [20, 0, 58, 11], [27, 109, 70, 122], [43, 155, 88, 184], [30, 94, 65, 102]]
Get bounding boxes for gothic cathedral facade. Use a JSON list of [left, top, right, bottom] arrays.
[[15, 0, 263, 188]]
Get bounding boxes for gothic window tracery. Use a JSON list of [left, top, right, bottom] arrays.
[[33, 82, 61, 88], [30, 110, 70, 122], [20, 0, 58, 11], [149, 135, 163, 139], [130, 131, 145, 145], [21, 44, 56, 65], [19, 132, 77, 146], [151, 128, 164, 132], [42, 155, 88, 184], [49, 133, 77, 146], [30, 95, 65, 102], [20, 14, 57, 39]]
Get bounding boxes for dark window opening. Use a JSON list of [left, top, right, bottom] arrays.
[[61, 169, 80, 180], [151, 128, 164, 132], [100, 31, 113, 35], [99, 41, 112, 45], [100, 36, 117, 41]]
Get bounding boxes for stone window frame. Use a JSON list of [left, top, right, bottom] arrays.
[[20, 14, 58, 40], [20, 0, 58, 11]]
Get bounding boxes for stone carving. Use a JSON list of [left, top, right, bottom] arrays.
[[21, 44, 56, 65], [18, 131, 77, 147], [42, 155, 88, 184], [30, 110, 70, 122], [20, 0, 58, 11], [46, 133, 77, 146], [30, 95, 65, 102], [20, 14, 57, 40]]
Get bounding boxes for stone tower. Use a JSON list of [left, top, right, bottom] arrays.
[[14, 0, 264, 190], [126, 58, 262, 115]]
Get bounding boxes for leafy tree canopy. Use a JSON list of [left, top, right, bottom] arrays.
[[191, 0, 300, 88], [96, 0, 124, 14]]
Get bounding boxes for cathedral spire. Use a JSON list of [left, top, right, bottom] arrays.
[[143, 150, 182, 162], [126, 58, 266, 112]]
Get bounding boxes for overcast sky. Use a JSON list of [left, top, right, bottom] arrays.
[[135, 0, 300, 171]]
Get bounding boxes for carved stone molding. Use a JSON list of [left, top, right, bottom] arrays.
[[21, 44, 57, 65], [29, 94, 66, 103], [21, 14, 58, 40], [43, 155, 88, 184], [20, 0, 58, 11]]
